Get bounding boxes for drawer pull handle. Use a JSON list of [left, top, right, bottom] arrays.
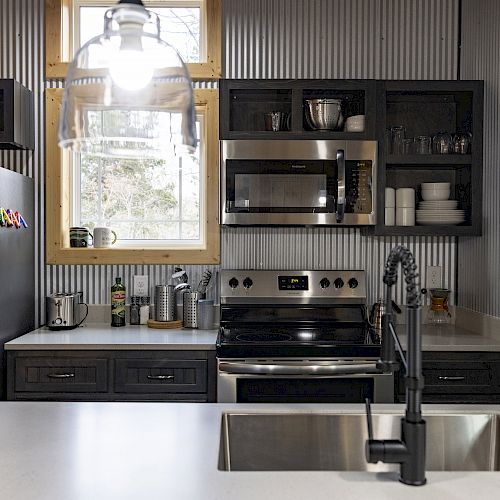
[[47, 373, 75, 379], [147, 375, 174, 380], [438, 376, 465, 381]]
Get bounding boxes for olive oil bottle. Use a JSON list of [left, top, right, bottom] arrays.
[[111, 277, 126, 327]]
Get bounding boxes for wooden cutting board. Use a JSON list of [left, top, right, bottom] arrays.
[[147, 319, 184, 329]]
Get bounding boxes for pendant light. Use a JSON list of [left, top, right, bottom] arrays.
[[58, 0, 197, 158]]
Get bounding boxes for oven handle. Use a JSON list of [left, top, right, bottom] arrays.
[[218, 361, 382, 376]]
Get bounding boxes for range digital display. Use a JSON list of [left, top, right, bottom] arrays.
[[278, 275, 309, 290]]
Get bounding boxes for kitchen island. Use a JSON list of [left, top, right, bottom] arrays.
[[0, 402, 499, 499]]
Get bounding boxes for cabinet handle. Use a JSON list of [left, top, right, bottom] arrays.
[[147, 375, 174, 380], [438, 376, 465, 381], [47, 373, 75, 379]]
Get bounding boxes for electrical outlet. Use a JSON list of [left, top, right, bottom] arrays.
[[426, 266, 442, 289]]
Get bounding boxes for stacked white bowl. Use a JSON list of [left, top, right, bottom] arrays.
[[396, 188, 415, 226], [345, 115, 365, 132], [417, 183, 465, 225]]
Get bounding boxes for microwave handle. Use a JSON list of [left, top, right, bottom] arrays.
[[336, 149, 345, 223]]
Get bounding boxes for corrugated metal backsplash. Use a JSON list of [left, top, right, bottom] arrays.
[[458, 0, 500, 316], [1, 0, 461, 323], [224, 0, 459, 80]]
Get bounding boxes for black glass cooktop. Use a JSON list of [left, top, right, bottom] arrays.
[[216, 325, 381, 358]]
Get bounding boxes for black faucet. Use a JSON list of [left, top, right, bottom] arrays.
[[365, 245, 426, 486]]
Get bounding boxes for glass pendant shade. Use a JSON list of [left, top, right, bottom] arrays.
[[58, 1, 197, 158]]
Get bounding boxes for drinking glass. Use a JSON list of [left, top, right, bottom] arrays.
[[415, 135, 432, 154], [402, 138, 413, 155], [391, 126, 406, 155]]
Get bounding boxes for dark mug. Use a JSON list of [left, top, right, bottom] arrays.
[[70, 227, 93, 247]]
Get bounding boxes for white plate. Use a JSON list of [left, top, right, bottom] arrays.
[[417, 214, 465, 219], [416, 217, 465, 224], [417, 217, 465, 222], [415, 210, 464, 217], [419, 201, 458, 208], [417, 214, 465, 218], [417, 220, 465, 226]]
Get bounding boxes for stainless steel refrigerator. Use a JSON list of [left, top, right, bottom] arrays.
[[0, 167, 34, 398]]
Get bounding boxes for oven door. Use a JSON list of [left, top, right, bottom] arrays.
[[217, 359, 394, 403], [221, 140, 377, 225]]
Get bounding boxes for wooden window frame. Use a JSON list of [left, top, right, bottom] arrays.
[[45, 87, 220, 265], [45, 0, 221, 79]]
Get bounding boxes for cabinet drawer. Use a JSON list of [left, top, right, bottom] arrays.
[[114, 359, 207, 394], [15, 357, 108, 393], [423, 361, 495, 394], [397, 359, 500, 398]]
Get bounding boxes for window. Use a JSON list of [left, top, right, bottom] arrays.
[[73, 1, 203, 64], [71, 119, 204, 247], [45, 0, 221, 79], [45, 88, 220, 265]]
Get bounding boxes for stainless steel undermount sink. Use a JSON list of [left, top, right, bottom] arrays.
[[218, 413, 500, 472]]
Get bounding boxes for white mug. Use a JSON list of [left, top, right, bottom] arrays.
[[93, 227, 117, 248]]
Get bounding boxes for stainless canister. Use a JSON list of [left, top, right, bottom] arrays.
[[183, 291, 206, 328], [155, 285, 176, 321], [197, 299, 215, 330]]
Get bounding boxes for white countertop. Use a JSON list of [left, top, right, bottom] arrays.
[[398, 323, 500, 351], [6, 323, 500, 352], [1, 401, 500, 500], [4, 324, 218, 350]]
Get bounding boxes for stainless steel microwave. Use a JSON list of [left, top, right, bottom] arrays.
[[0, 79, 34, 150], [221, 140, 377, 225]]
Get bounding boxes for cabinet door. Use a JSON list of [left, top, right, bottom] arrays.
[[114, 359, 207, 394], [15, 357, 108, 393]]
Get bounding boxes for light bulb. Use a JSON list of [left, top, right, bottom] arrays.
[[109, 48, 154, 90]]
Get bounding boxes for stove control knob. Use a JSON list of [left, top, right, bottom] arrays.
[[320, 278, 330, 289], [243, 277, 253, 289], [229, 277, 239, 289], [334, 278, 344, 289], [348, 278, 359, 289]]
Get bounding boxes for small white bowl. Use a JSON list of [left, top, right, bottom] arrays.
[[346, 114, 365, 123], [345, 115, 365, 132], [345, 124, 364, 132], [421, 182, 451, 189], [421, 189, 451, 201]]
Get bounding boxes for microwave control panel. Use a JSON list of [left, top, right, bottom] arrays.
[[345, 160, 372, 214]]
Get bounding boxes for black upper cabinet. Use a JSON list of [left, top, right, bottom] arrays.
[[0, 79, 35, 150], [220, 79, 484, 237], [220, 79, 377, 140], [373, 80, 483, 236]]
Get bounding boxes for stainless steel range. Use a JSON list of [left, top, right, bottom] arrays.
[[216, 270, 394, 403]]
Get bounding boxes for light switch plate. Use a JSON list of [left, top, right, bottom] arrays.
[[133, 275, 149, 297], [426, 266, 442, 289]]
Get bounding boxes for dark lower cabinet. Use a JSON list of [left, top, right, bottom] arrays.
[[6, 350, 216, 402], [396, 352, 500, 404]]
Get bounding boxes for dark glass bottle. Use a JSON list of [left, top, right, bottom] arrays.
[[111, 277, 126, 327]]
